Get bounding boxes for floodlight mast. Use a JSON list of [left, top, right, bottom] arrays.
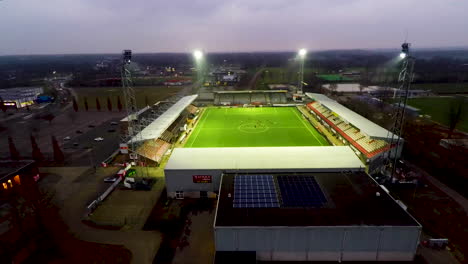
[[297, 49, 307, 95], [385, 43, 415, 181], [121, 50, 141, 165]]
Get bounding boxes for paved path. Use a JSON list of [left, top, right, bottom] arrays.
[[407, 162, 468, 214], [173, 211, 216, 264]]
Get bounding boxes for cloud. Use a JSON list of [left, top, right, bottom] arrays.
[[0, 0, 467, 54]]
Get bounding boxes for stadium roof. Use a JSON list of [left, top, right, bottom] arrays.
[[165, 146, 364, 171], [120, 106, 150, 122], [306, 93, 393, 140], [215, 172, 420, 227], [128, 95, 198, 143]]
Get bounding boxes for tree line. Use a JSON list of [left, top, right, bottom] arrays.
[[8, 135, 64, 164]]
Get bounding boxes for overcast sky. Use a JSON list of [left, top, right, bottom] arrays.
[[1, 0, 467, 55]]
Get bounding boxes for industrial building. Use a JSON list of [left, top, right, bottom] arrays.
[[214, 171, 421, 262], [163, 146, 420, 262], [0, 87, 43, 108]]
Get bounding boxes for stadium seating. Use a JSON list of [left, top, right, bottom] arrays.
[[306, 102, 390, 158], [186, 104, 199, 114], [136, 138, 172, 163]]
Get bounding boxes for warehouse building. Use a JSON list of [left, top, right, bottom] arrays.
[[214, 172, 421, 263], [0, 87, 43, 108], [164, 146, 421, 262]]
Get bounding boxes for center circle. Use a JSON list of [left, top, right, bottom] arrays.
[[238, 121, 269, 133]]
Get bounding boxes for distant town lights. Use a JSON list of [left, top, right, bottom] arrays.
[[298, 49, 307, 57], [193, 50, 203, 60]]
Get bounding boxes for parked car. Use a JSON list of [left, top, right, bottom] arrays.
[[107, 129, 116, 133], [73, 142, 79, 146], [63, 136, 71, 141], [104, 176, 119, 183], [88, 124, 95, 128], [110, 122, 118, 125], [76, 130, 83, 134], [94, 137, 104, 142]]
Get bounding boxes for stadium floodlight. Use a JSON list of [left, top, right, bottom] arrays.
[[193, 50, 203, 61], [399, 42, 410, 60], [123, 50, 132, 64], [298, 48, 307, 58]]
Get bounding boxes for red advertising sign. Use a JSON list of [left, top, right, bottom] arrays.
[[193, 175, 212, 183]]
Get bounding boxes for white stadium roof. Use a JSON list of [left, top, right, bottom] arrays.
[[128, 94, 198, 143], [306, 93, 393, 140], [165, 146, 364, 171]]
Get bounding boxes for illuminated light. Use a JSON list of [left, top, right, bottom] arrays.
[[8, 179, 13, 188], [298, 48, 307, 57], [14, 175, 21, 185], [399, 53, 407, 59], [2, 183, 7, 190], [193, 50, 203, 60]]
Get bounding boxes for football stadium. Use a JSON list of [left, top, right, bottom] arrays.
[[122, 93, 420, 263]]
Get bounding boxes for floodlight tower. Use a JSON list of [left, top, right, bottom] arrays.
[[193, 50, 204, 90], [385, 43, 415, 181], [297, 49, 307, 95], [121, 50, 140, 159]]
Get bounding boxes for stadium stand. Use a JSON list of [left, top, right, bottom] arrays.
[[186, 104, 199, 114], [214, 90, 287, 105], [306, 99, 393, 159], [136, 138, 172, 163]]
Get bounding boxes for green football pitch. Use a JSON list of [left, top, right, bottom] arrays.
[[184, 107, 330, 148]]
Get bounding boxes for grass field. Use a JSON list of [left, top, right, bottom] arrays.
[[317, 74, 352, 82], [72, 86, 183, 110], [410, 83, 468, 94], [406, 96, 468, 132], [185, 107, 329, 148]]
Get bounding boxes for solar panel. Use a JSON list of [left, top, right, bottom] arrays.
[[233, 175, 280, 208], [277, 176, 327, 208]]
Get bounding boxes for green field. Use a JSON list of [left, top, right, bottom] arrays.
[[407, 96, 468, 132], [185, 107, 329, 148], [317, 74, 352, 82]]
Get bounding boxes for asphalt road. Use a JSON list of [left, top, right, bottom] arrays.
[[62, 116, 123, 166]]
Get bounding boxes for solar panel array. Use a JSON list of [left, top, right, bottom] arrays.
[[233, 175, 280, 208], [277, 176, 327, 208]]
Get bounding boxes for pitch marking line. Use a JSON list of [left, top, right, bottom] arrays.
[[291, 108, 324, 146]]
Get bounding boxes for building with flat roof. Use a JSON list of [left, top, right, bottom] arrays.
[[0, 87, 43, 108], [1, 160, 42, 263], [164, 146, 364, 198], [214, 172, 421, 263]]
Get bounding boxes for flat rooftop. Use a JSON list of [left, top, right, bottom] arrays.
[[215, 172, 419, 227], [0, 160, 35, 181], [165, 147, 364, 171]]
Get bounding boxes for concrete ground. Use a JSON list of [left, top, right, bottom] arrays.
[[172, 210, 216, 264], [89, 167, 166, 229], [39, 166, 163, 264]]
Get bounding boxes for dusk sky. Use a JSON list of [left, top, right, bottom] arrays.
[[1, 0, 467, 55]]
